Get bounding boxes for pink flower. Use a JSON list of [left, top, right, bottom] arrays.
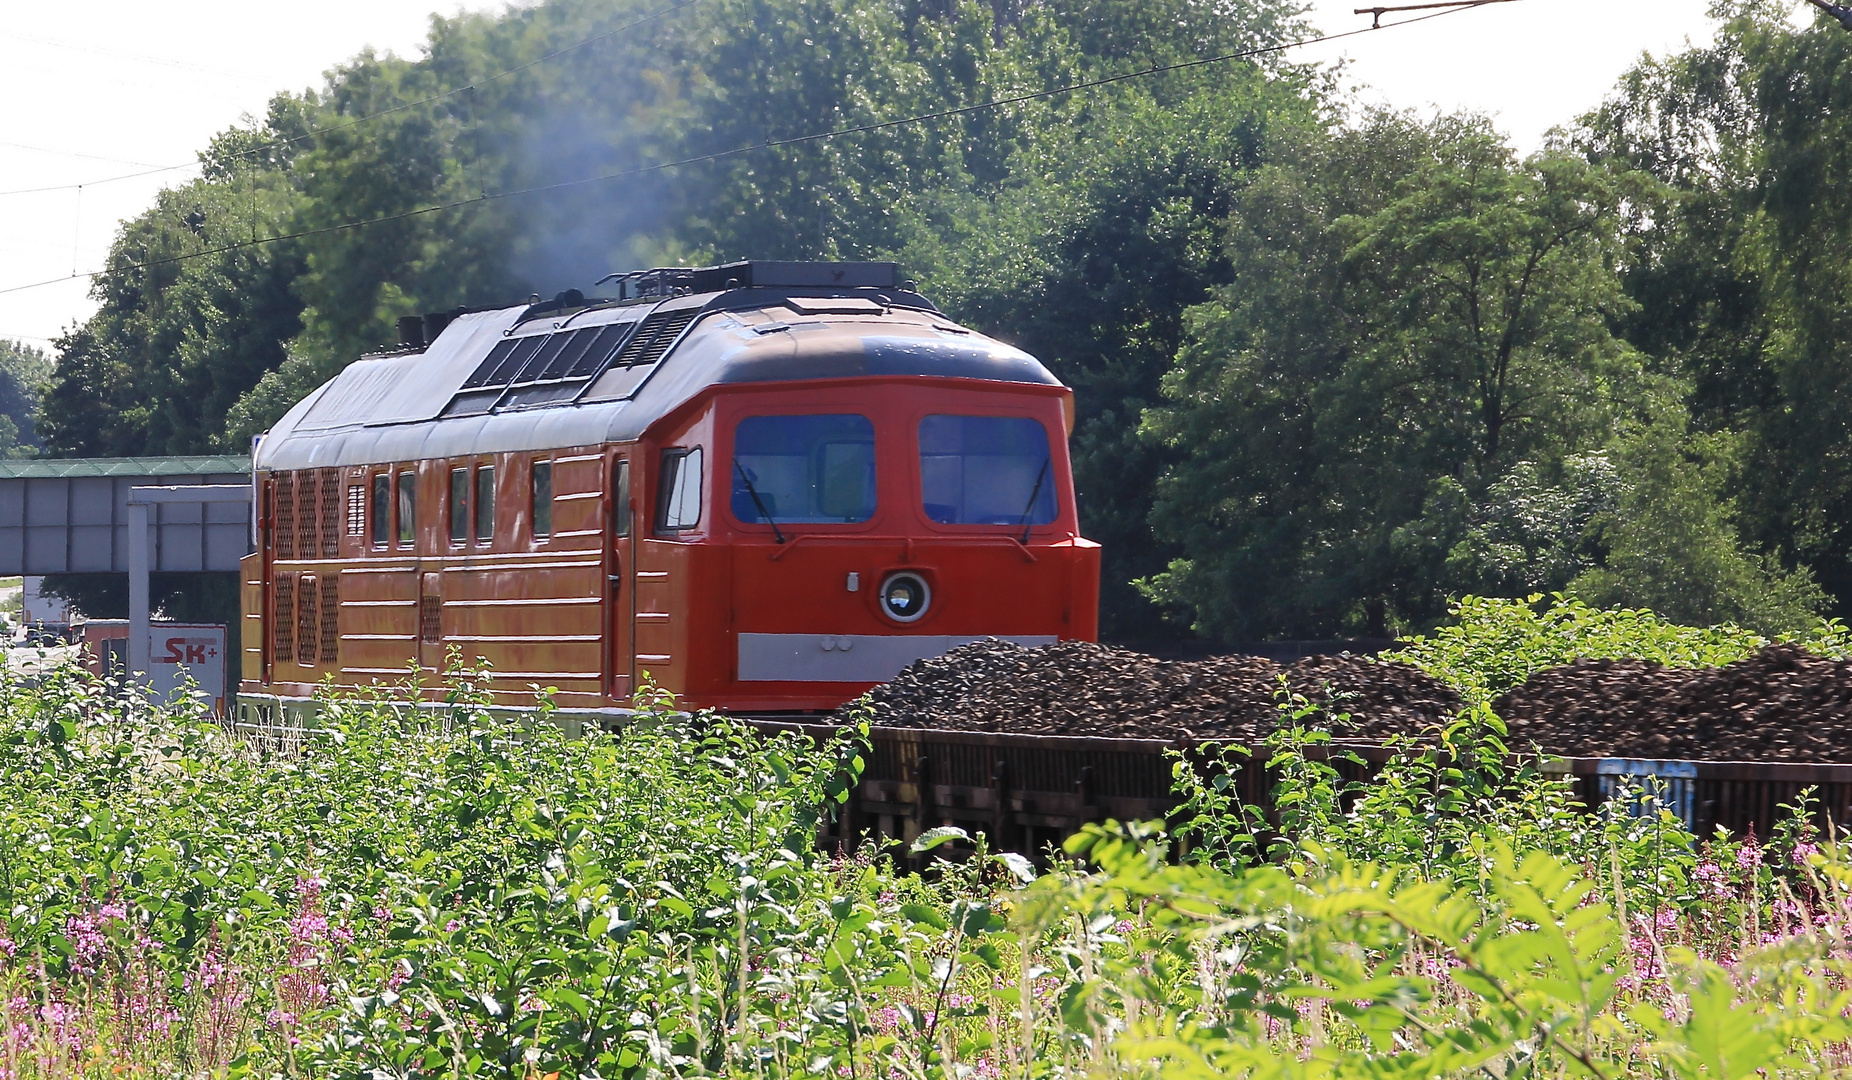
[[1793, 842, 1821, 865], [1737, 846, 1764, 871], [64, 916, 107, 975], [1693, 861, 1732, 898], [288, 909, 329, 943], [296, 873, 326, 904]]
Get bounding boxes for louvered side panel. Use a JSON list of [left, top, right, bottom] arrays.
[[297, 574, 319, 665], [319, 470, 340, 557], [294, 471, 317, 558], [274, 474, 296, 559], [273, 575, 294, 664], [320, 574, 340, 665]]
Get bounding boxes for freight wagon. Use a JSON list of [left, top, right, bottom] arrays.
[[237, 261, 1100, 723]]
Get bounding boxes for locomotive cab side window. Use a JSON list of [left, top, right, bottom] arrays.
[[396, 470, 416, 546], [612, 458, 631, 537], [474, 465, 495, 543], [658, 448, 704, 532], [370, 474, 389, 547], [448, 468, 469, 544], [532, 461, 553, 539], [919, 415, 1057, 526], [731, 414, 875, 525]]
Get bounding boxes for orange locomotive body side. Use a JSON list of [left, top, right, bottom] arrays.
[[239, 263, 1099, 717]]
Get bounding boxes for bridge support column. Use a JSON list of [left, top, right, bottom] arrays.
[[127, 502, 151, 678]]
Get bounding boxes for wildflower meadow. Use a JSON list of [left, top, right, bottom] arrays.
[[3, 600, 1852, 1078]]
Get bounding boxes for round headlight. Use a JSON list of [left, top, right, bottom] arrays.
[[879, 572, 931, 623]]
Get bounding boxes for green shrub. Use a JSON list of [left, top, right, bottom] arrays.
[[1387, 593, 1852, 703]]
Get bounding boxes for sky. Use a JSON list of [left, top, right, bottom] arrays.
[[0, 0, 1779, 350]]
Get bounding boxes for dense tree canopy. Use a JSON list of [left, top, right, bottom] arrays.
[[33, 0, 1852, 640], [0, 339, 50, 458]]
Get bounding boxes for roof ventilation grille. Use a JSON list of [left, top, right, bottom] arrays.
[[609, 309, 698, 370]]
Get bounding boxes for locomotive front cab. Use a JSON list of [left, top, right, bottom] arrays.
[[632, 374, 1098, 712]]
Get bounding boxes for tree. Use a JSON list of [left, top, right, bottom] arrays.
[[0, 339, 50, 458], [1579, 0, 1852, 621], [36, 141, 306, 457], [1568, 405, 1824, 634], [1140, 112, 1654, 639]]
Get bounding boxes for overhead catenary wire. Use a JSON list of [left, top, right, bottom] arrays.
[[1352, 0, 1517, 29], [0, 0, 1516, 300], [9, 30, 283, 84], [0, 140, 171, 170], [0, 0, 704, 199]]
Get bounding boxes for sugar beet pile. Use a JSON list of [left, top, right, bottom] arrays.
[[852, 640, 1461, 742], [849, 640, 1852, 763]]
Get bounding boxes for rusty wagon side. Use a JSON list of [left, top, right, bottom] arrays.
[[748, 721, 1852, 862]]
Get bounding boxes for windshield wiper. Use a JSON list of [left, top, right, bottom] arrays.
[[734, 460, 787, 544], [1018, 458, 1050, 544]]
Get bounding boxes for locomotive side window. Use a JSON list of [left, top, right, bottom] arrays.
[[658, 448, 704, 531], [370, 474, 389, 547], [475, 465, 495, 543], [731, 415, 875, 524], [612, 458, 631, 537], [448, 468, 469, 544], [532, 461, 553, 539], [918, 416, 1057, 526], [396, 470, 416, 546]]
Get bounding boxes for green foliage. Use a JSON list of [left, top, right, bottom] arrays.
[[7, 641, 1852, 1075], [0, 655, 872, 1072], [1387, 594, 1771, 703], [0, 338, 50, 458], [1578, 1, 1852, 625], [1042, 824, 1852, 1080], [1168, 675, 1698, 912], [1140, 112, 1656, 640], [1565, 406, 1826, 635], [1383, 593, 1852, 707]]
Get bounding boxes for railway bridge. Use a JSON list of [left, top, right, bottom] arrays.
[[0, 454, 252, 678]]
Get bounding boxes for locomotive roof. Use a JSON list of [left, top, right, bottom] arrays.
[[253, 282, 1062, 473]]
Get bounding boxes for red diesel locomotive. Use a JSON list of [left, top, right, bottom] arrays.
[[238, 261, 1099, 719]]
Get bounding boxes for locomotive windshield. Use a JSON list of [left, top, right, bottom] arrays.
[[731, 414, 878, 524], [919, 415, 1056, 526]]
